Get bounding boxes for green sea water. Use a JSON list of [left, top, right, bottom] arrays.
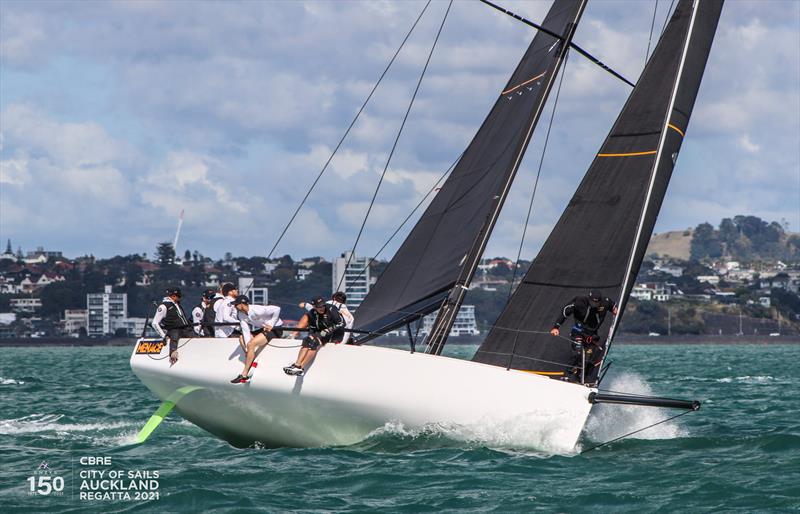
[[1, 343, 798, 513]]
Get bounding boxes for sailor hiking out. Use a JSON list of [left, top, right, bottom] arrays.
[[550, 290, 618, 383], [151, 287, 195, 365], [230, 296, 284, 384], [299, 291, 354, 344], [284, 296, 345, 376]]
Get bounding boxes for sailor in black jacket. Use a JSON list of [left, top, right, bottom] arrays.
[[550, 291, 618, 383], [283, 296, 345, 376], [151, 287, 195, 364]]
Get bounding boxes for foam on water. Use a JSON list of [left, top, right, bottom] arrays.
[[1, 377, 25, 385], [363, 413, 578, 455], [716, 375, 774, 384], [0, 413, 137, 436], [583, 372, 688, 443]]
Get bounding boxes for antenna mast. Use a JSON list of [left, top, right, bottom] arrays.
[[173, 209, 185, 251]]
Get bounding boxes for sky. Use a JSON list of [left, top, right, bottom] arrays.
[[1, 0, 798, 262]]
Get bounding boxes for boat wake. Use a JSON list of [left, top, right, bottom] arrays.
[[583, 372, 688, 444], [353, 416, 578, 455], [0, 376, 25, 385]]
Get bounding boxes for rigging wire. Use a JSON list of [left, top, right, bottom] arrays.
[[343, 152, 462, 296], [579, 408, 694, 454], [479, 0, 635, 88], [660, 0, 676, 37], [337, 0, 454, 291], [645, 0, 659, 65], [506, 49, 571, 302], [264, 0, 432, 261]]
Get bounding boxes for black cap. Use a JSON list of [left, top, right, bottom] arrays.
[[202, 289, 216, 301], [232, 295, 250, 307], [589, 290, 602, 301], [311, 296, 326, 308], [221, 282, 236, 296], [165, 287, 182, 297]]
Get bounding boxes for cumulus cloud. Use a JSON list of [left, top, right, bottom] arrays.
[[0, 0, 797, 259]]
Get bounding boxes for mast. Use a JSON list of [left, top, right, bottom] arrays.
[[424, 4, 587, 356], [353, 0, 591, 341], [473, 0, 724, 379], [605, 0, 702, 345]]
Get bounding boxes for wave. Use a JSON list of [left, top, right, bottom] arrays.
[[354, 418, 573, 456], [0, 413, 138, 435], [0, 377, 25, 385], [716, 375, 775, 384], [583, 372, 689, 445]]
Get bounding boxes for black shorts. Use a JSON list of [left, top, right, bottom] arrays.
[[301, 333, 328, 350]]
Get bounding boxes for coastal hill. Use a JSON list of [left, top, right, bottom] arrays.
[[647, 230, 693, 260]]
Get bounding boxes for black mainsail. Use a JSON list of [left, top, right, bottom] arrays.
[[353, 0, 588, 341], [473, 0, 723, 378]]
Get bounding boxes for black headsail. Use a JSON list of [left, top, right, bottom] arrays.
[[473, 0, 723, 378], [353, 0, 588, 342]]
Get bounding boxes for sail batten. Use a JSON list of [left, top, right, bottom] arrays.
[[473, 0, 724, 379], [353, 0, 589, 340]]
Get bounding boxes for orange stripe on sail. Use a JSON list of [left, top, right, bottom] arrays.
[[597, 150, 657, 157], [668, 123, 685, 137], [519, 370, 565, 376], [501, 71, 547, 95]]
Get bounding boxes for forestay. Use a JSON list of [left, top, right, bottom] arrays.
[[354, 0, 588, 339], [473, 0, 724, 379]]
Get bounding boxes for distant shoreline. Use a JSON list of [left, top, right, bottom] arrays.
[[0, 334, 798, 347]]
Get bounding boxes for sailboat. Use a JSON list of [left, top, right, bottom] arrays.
[[131, 0, 723, 452]]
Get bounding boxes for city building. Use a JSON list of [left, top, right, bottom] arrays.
[[111, 317, 148, 337], [87, 285, 128, 336], [296, 269, 313, 281], [10, 297, 42, 313], [63, 309, 88, 335], [0, 240, 15, 261], [238, 277, 268, 305], [332, 251, 369, 311], [420, 305, 480, 337]]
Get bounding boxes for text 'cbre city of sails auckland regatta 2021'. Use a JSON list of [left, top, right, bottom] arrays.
[[130, 0, 723, 453]]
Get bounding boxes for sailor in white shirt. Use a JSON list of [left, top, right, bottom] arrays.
[[214, 282, 239, 338], [299, 291, 354, 344], [229, 295, 284, 384]]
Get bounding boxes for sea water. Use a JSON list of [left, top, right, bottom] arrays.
[[0, 344, 798, 512]]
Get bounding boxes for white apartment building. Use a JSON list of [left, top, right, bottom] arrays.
[[238, 277, 269, 305], [87, 285, 127, 336], [332, 251, 369, 312], [420, 305, 480, 337]]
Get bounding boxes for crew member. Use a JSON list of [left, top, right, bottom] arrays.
[[550, 290, 618, 383], [192, 289, 215, 336], [214, 282, 239, 338], [151, 287, 194, 365], [202, 287, 224, 337], [298, 291, 353, 344], [230, 296, 284, 384], [283, 296, 345, 376]]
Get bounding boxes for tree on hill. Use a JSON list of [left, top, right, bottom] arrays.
[[156, 242, 176, 267]]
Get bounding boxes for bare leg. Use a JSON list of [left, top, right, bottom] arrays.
[[299, 348, 318, 369], [293, 348, 308, 367], [241, 333, 268, 376]]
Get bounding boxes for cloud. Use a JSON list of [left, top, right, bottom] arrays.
[[0, 0, 797, 260]]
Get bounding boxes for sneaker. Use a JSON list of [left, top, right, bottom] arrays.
[[282, 364, 298, 375], [230, 374, 248, 384]]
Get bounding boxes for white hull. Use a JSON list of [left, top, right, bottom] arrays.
[[130, 337, 594, 452]]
